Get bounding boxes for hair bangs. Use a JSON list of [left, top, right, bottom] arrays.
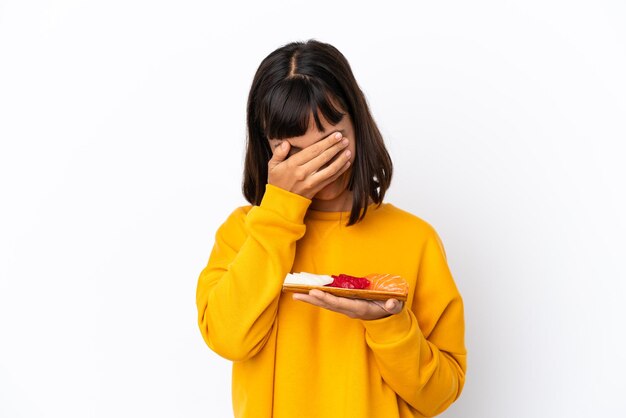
[[261, 77, 346, 140], [309, 79, 346, 131]]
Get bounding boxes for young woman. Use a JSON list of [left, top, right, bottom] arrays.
[[196, 40, 466, 418]]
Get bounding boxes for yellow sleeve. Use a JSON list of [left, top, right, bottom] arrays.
[[196, 184, 311, 361], [361, 230, 467, 416]]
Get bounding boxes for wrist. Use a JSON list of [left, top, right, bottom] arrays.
[[260, 184, 312, 223]]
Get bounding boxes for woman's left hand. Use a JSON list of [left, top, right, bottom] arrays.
[[293, 289, 403, 320]]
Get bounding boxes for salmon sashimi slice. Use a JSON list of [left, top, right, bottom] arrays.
[[365, 273, 409, 294]]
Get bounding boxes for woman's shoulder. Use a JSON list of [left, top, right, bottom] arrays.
[[214, 204, 254, 234], [231, 204, 254, 217], [374, 203, 439, 238], [226, 203, 254, 221]]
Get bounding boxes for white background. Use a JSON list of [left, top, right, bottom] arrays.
[[1, 1, 625, 417]]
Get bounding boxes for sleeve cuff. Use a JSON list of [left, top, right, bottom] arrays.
[[260, 184, 312, 224], [361, 309, 416, 345]]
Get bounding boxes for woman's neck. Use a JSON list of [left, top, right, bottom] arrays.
[[309, 190, 353, 212]]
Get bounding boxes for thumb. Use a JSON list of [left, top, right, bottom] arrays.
[[384, 299, 403, 315], [270, 141, 290, 165]]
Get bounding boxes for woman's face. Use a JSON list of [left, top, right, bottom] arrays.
[[268, 111, 356, 212]]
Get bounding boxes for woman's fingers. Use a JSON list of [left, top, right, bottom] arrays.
[[300, 137, 350, 174], [373, 299, 404, 315], [296, 133, 352, 192], [288, 131, 345, 167], [308, 153, 351, 190], [308, 163, 350, 197], [267, 130, 351, 198], [268, 141, 291, 169]]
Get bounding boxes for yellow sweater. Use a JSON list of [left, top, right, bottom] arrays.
[[196, 184, 466, 418]]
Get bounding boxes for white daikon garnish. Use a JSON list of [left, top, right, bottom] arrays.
[[283, 272, 333, 286]]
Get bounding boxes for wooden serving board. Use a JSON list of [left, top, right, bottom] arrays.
[[282, 284, 408, 302]]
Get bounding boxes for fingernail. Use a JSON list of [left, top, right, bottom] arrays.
[[345, 150, 351, 158], [281, 142, 288, 150], [342, 138, 349, 146], [335, 132, 342, 140]]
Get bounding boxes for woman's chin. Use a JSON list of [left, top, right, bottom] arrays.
[[312, 187, 351, 212]]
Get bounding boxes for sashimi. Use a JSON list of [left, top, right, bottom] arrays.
[[283, 272, 408, 299], [328, 274, 370, 289], [366, 273, 409, 294]]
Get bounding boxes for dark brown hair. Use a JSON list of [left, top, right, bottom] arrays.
[[243, 39, 393, 225]]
